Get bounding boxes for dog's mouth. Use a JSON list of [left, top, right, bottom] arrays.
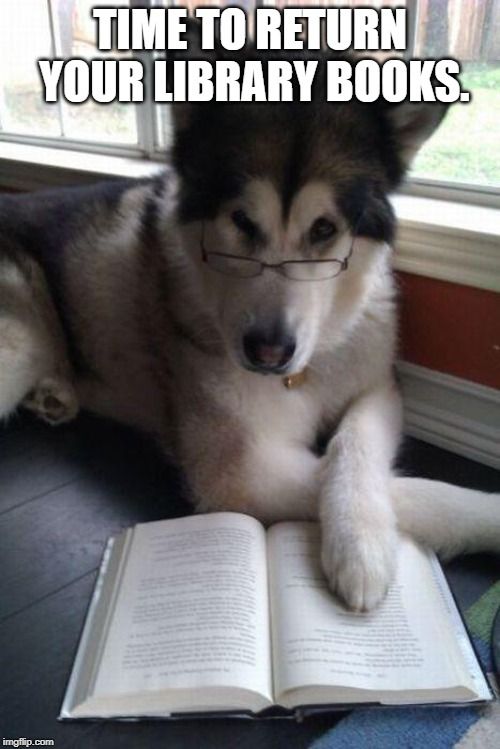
[[242, 360, 292, 376], [240, 332, 297, 375]]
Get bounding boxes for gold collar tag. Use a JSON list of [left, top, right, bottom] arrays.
[[282, 369, 308, 390]]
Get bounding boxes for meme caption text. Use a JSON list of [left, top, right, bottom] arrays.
[[38, 7, 471, 105]]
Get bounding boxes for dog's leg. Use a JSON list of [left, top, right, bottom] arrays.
[[319, 380, 403, 612], [0, 256, 78, 424], [392, 478, 500, 559]]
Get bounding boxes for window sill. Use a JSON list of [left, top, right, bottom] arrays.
[[0, 141, 163, 188], [393, 195, 500, 293], [0, 141, 499, 293]]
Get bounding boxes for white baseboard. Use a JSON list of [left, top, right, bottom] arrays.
[[397, 362, 500, 470]]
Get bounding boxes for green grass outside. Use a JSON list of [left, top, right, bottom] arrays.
[[413, 63, 500, 187]]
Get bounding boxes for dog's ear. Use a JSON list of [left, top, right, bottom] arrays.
[[168, 18, 221, 131], [173, 17, 219, 62], [385, 101, 449, 168]]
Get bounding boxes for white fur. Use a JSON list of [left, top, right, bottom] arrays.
[[393, 478, 500, 558]]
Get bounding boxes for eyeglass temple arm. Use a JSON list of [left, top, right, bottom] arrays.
[[342, 212, 363, 269]]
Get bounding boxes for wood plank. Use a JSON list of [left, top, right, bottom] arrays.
[[397, 436, 500, 493], [0, 572, 102, 743], [88, 713, 339, 749], [0, 440, 83, 514], [0, 416, 189, 620], [0, 413, 50, 459], [0, 471, 190, 619]]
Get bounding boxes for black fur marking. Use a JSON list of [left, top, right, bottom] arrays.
[[170, 49, 442, 238], [140, 195, 159, 247], [142, 172, 170, 237], [337, 179, 396, 245]]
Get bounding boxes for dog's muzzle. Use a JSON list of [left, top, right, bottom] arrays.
[[242, 328, 296, 373]]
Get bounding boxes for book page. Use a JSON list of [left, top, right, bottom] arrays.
[[90, 512, 272, 705], [267, 523, 477, 705]]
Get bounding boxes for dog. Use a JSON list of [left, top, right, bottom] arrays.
[[0, 43, 499, 612]]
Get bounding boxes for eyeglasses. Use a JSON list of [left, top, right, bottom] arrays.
[[201, 230, 356, 282]]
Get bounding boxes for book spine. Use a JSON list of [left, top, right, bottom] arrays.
[[59, 529, 134, 719], [86, 528, 135, 695]]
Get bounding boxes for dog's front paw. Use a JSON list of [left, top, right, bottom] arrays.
[[321, 525, 398, 612]]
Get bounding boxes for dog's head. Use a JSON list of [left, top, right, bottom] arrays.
[[171, 35, 448, 375]]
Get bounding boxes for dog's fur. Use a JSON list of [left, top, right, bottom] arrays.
[[1, 47, 499, 611]]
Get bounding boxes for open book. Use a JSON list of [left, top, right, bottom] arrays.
[[60, 513, 492, 719]]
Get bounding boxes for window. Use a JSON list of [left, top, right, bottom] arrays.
[[0, 0, 138, 150], [411, 0, 500, 194], [0, 0, 498, 200]]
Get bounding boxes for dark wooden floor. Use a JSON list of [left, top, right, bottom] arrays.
[[0, 412, 498, 749]]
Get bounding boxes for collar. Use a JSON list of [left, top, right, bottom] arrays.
[[282, 368, 308, 390]]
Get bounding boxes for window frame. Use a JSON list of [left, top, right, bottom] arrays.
[[0, 0, 164, 160], [403, 177, 499, 210]]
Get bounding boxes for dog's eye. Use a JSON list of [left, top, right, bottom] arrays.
[[310, 218, 337, 244], [231, 210, 257, 240]]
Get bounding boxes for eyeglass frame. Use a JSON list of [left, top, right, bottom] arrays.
[[200, 223, 358, 282]]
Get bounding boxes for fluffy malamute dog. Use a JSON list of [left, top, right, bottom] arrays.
[[0, 45, 498, 610]]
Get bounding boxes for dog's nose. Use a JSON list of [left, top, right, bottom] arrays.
[[243, 329, 296, 372]]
